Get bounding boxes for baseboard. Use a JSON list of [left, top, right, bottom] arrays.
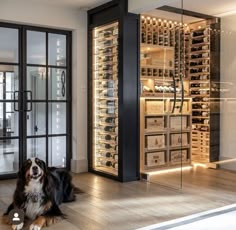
[[71, 159, 88, 173]]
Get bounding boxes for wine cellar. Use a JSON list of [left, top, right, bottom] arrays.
[[140, 13, 220, 174]]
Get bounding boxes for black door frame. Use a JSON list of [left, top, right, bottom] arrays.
[[0, 22, 72, 179]]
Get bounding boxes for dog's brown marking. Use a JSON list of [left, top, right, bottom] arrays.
[[31, 216, 47, 228], [45, 216, 61, 226]]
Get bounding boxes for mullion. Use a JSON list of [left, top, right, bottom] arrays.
[[0, 62, 19, 66], [26, 64, 67, 69], [0, 136, 19, 140], [46, 32, 49, 166], [26, 134, 67, 139], [66, 32, 72, 169]]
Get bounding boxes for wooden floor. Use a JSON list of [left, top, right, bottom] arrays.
[[1, 167, 236, 230]]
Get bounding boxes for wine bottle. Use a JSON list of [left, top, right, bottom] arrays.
[[113, 154, 118, 161], [192, 104, 202, 109], [141, 32, 146, 43], [99, 117, 118, 124], [191, 83, 200, 87], [112, 162, 118, 170], [192, 97, 202, 102], [143, 85, 153, 92], [100, 89, 117, 97], [98, 152, 112, 158], [103, 30, 112, 37], [97, 160, 113, 167], [192, 111, 201, 116], [191, 90, 200, 95], [104, 126, 118, 133], [105, 134, 117, 142]]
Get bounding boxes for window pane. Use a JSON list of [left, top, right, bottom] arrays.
[[0, 103, 19, 137], [0, 27, 18, 63], [48, 103, 66, 134], [27, 103, 46, 136], [48, 33, 66, 66], [0, 65, 19, 100], [27, 31, 46, 65], [48, 136, 66, 167], [0, 139, 19, 174], [27, 138, 46, 162], [48, 68, 66, 100], [27, 67, 46, 100]]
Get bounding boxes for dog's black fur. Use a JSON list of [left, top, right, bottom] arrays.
[[4, 158, 78, 229]]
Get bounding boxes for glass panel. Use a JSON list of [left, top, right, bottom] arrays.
[[0, 103, 19, 137], [27, 31, 46, 65], [27, 103, 46, 136], [48, 33, 66, 66], [92, 22, 119, 176], [0, 65, 19, 100], [27, 138, 46, 162], [48, 68, 66, 100], [0, 27, 18, 63], [27, 67, 46, 100], [48, 136, 66, 167], [140, 1, 185, 189], [48, 103, 66, 134], [0, 139, 19, 174]]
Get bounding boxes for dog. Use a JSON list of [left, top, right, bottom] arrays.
[[4, 157, 79, 230]]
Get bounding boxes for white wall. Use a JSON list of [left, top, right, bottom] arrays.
[[0, 0, 88, 172], [220, 14, 236, 170]]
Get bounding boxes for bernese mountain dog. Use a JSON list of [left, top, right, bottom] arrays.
[[3, 157, 79, 230]]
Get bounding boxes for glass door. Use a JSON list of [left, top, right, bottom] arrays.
[[25, 29, 69, 168], [140, 0, 189, 189], [0, 26, 20, 176], [0, 24, 71, 178]]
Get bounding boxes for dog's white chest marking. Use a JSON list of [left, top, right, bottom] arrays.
[[24, 180, 45, 220]]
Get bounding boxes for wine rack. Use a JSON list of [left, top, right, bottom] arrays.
[[188, 25, 211, 162], [140, 15, 190, 98], [92, 22, 119, 175]]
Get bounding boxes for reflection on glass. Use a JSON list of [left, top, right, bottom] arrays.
[[0, 66, 19, 100], [48, 103, 66, 134], [48, 68, 66, 100], [27, 138, 46, 162], [0, 139, 19, 174], [0, 27, 18, 63], [0, 103, 19, 137], [27, 103, 46, 136], [48, 33, 66, 66], [48, 136, 66, 167], [27, 31, 46, 65], [27, 67, 46, 100]]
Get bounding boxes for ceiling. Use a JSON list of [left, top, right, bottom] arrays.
[[26, 0, 111, 10], [144, 0, 236, 23]]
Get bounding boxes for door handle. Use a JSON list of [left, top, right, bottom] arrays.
[[171, 74, 176, 114], [179, 73, 184, 113], [24, 90, 32, 112], [13, 91, 19, 111]]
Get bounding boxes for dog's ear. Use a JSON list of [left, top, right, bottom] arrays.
[[40, 159, 47, 173]]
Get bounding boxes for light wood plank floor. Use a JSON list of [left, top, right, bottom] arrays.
[[1, 167, 236, 230]]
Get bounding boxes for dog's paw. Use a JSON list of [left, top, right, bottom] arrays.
[[12, 222, 24, 230], [29, 224, 41, 230]]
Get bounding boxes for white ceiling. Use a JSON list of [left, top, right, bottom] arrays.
[[26, 0, 111, 10]]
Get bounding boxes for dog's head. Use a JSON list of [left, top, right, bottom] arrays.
[[19, 158, 47, 182]]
